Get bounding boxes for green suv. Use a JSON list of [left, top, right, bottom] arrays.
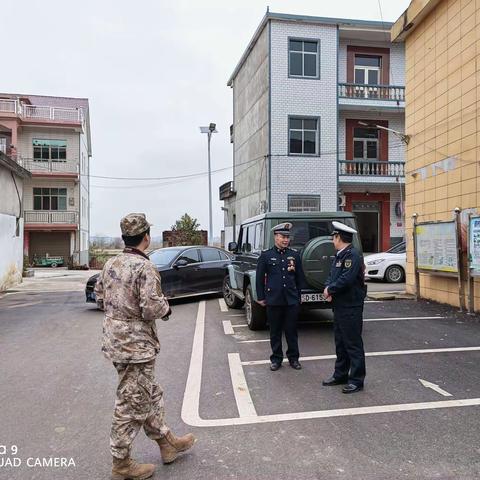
[[223, 212, 361, 330]]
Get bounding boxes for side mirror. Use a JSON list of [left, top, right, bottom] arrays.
[[228, 242, 238, 252], [174, 259, 189, 269]]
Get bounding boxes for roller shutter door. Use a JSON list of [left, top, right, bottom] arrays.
[[29, 232, 71, 262]]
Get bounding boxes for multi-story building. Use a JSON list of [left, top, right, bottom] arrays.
[[0, 93, 92, 266], [392, 0, 480, 308], [221, 11, 406, 253]]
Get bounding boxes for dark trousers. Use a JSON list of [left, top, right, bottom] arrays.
[[267, 305, 300, 364], [333, 306, 366, 386]]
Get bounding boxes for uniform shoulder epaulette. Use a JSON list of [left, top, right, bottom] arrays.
[[289, 247, 298, 252]]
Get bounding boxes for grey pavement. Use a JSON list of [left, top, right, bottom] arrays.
[[0, 273, 479, 479]]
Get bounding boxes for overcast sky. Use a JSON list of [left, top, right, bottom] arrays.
[[3, 0, 410, 237]]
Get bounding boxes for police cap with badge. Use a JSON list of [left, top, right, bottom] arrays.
[[331, 221, 357, 243], [272, 222, 293, 236]]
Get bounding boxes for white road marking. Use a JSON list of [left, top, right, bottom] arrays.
[[7, 301, 42, 309], [241, 346, 480, 366], [228, 353, 258, 417], [238, 339, 270, 344], [218, 298, 228, 312], [181, 302, 480, 428], [419, 379, 453, 397], [222, 320, 235, 335], [228, 314, 245, 317], [364, 316, 445, 322], [232, 324, 248, 328]]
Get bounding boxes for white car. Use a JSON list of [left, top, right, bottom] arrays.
[[364, 241, 406, 283]]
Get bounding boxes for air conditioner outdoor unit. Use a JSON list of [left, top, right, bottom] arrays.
[[338, 195, 346, 207]]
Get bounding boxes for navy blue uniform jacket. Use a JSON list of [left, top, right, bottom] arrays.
[[325, 245, 366, 308], [256, 247, 305, 306]]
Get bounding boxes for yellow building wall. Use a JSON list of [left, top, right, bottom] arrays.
[[404, 0, 480, 308]]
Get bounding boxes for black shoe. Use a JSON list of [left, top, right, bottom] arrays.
[[270, 362, 282, 371], [289, 360, 302, 370], [342, 384, 363, 394], [322, 376, 348, 386]]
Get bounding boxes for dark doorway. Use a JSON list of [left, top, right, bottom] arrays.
[[354, 210, 380, 253]]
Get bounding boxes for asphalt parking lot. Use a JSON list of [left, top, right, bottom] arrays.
[[1, 280, 480, 479]]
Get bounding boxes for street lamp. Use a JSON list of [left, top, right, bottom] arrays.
[[358, 121, 410, 144], [199, 122, 217, 245]]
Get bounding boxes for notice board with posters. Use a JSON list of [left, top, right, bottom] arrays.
[[468, 216, 480, 277], [415, 221, 458, 274]]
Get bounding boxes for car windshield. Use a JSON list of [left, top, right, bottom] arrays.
[[148, 248, 182, 266], [288, 219, 362, 251], [386, 242, 406, 254]]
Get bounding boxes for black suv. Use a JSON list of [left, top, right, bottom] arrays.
[[223, 212, 361, 330]]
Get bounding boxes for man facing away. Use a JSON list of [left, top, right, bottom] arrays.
[[322, 221, 366, 394], [95, 213, 195, 480], [256, 222, 305, 371]]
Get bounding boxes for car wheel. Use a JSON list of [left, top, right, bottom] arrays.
[[384, 265, 405, 283], [223, 275, 244, 309], [51, 263, 57, 268], [245, 285, 267, 331]]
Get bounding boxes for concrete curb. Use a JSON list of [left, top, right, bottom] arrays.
[[367, 291, 415, 301]]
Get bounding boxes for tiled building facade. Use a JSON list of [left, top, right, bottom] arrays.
[[222, 12, 406, 253], [0, 94, 92, 266]]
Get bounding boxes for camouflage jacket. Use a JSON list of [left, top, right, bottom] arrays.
[[94, 248, 170, 363]]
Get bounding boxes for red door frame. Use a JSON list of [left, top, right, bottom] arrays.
[[345, 192, 390, 251]]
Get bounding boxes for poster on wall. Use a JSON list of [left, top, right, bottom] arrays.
[[415, 221, 458, 274], [468, 216, 480, 277]]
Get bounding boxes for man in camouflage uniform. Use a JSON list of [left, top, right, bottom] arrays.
[[95, 213, 196, 480]]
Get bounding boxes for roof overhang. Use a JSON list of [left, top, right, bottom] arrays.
[[0, 151, 31, 179], [391, 0, 443, 42]]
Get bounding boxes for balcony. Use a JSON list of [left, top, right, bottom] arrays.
[[339, 160, 405, 184], [219, 181, 236, 200], [19, 158, 79, 176], [24, 210, 78, 225], [338, 84, 405, 111], [0, 99, 85, 128]]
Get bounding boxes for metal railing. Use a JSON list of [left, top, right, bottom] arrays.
[[338, 83, 405, 102], [20, 158, 78, 174], [24, 211, 78, 224], [339, 160, 405, 177], [0, 99, 84, 124]]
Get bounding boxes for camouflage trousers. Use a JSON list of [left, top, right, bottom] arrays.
[[110, 360, 170, 459]]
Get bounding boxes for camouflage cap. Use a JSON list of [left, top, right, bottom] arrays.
[[120, 213, 152, 236]]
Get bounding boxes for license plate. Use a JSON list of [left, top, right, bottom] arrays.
[[301, 293, 326, 302]]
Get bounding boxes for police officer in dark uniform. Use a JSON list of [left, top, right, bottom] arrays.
[[322, 221, 366, 393], [256, 222, 305, 371]]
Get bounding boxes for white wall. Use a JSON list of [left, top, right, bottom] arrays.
[[270, 20, 338, 212], [0, 214, 23, 291]]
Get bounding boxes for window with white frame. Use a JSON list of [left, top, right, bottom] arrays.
[[353, 127, 378, 161], [33, 139, 67, 162], [288, 195, 321, 212], [289, 118, 319, 155], [354, 55, 381, 85], [289, 39, 319, 78]]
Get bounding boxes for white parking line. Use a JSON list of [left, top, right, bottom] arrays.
[[228, 314, 245, 317], [218, 298, 228, 312], [181, 301, 480, 428], [238, 339, 270, 344], [228, 353, 257, 417], [364, 316, 445, 322], [232, 324, 248, 328], [241, 346, 480, 366], [6, 301, 42, 309], [222, 320, 235, 335]]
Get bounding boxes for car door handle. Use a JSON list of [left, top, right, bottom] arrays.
[[194, 267, 201, 271]]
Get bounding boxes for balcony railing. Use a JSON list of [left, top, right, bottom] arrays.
[[0, 99, 84, 125], [20, 158, 78, 174], [338, 83, 405, 102], [24, 211, 78, 224], [339, 160, 405, 177], [219, 181, 236, 200]]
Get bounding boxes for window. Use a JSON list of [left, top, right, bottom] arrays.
[[387, 242, 406, 254], [289, 39, 319, 77], [218, 251, 230, 260], [240, 225, 255, 253], [33, 139, 67, 162], [353, 127, 378, 161], [354, 55, 381, 85], [33, 188, 67, 210], [177, 249, 199, 264], [254, 223, 263, 251], [289, 118, 319, 155], [288, 195, 321, 212], [149, 248, 182, 266], [201, 248, 221, 262]]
